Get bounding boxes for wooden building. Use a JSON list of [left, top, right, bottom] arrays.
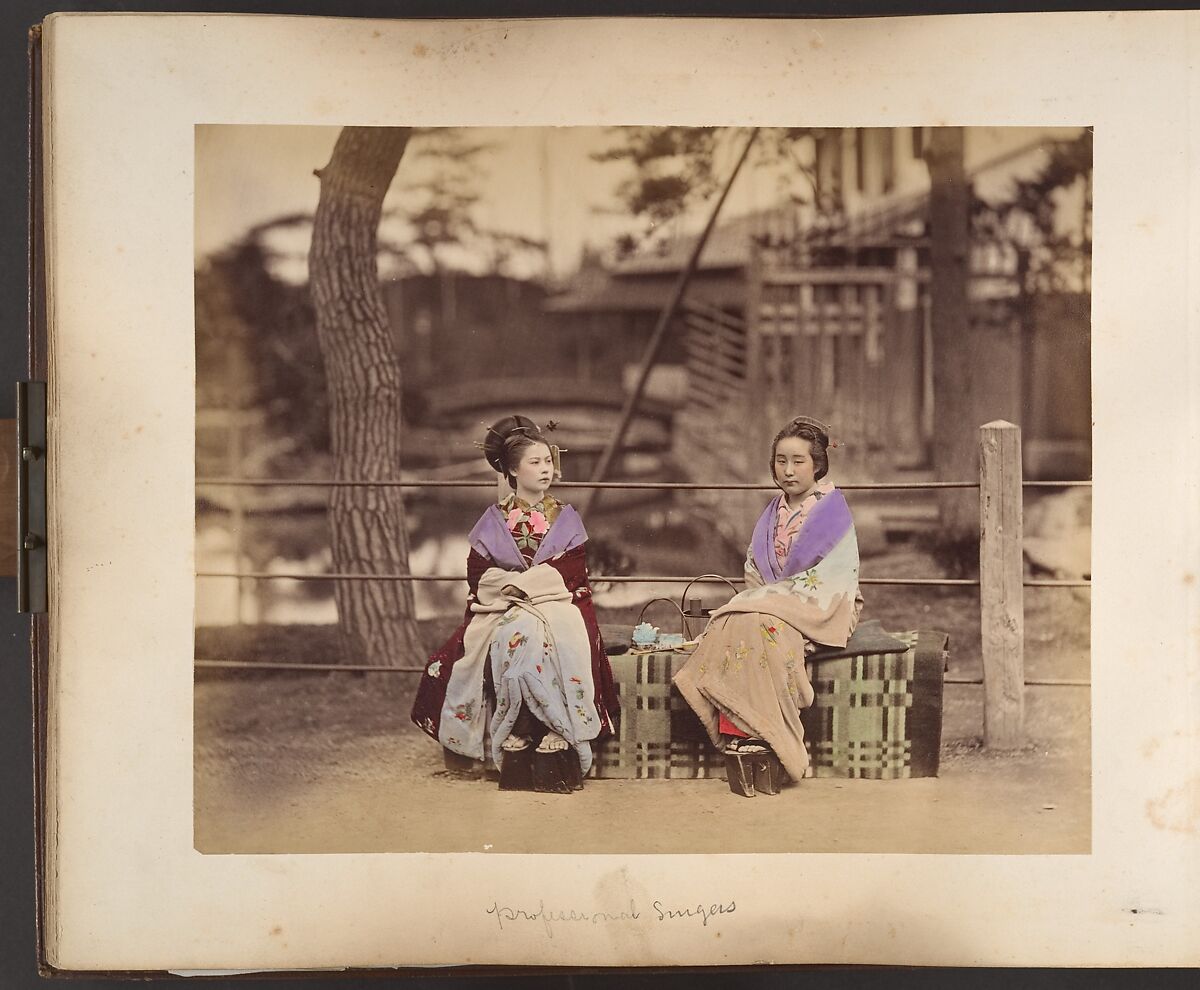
[[544, 130, 1091, 490]]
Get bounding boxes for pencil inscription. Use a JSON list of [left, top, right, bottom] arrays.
[[651, 899, 737, 926], [486, 898, 736, 937]]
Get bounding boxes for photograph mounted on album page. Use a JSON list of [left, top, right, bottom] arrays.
[[34, 9, 1200, 973]]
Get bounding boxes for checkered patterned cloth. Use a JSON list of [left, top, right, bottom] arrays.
[[800, 629, 948, 779], [593, 650, 725, 779], [594, 630, 948, 782]]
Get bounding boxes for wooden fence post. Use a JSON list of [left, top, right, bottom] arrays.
[[979, 420, 1025, 749]]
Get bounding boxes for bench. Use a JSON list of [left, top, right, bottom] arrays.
[[593, 620, 949, 781]]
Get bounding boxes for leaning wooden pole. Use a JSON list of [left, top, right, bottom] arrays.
[[979, 420, 1025, 749], [580, 128, 760, 516]]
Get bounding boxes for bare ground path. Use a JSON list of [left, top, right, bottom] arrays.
[[195, 679, 1090, 855]]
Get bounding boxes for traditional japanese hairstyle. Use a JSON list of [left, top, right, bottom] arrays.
[[769, 415, 839, 485], [477, 414, 566, 490]]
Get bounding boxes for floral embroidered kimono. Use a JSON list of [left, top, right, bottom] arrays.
[[411, 494, 619, 776], [673, 480, 864, 780]]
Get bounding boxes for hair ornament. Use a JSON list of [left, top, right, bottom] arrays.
[[788, 414, 841, 448], [790, 414, 831, 434], [477, 415, 568, 480]]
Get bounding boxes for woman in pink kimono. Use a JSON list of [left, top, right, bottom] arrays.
[[673, 416, 863, 786]]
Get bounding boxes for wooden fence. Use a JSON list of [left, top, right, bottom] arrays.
[[676, 263, 929, 482]]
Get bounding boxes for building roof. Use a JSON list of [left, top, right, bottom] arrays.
[[603, 135, 1071, 278], [608, 211, 769, 277], [546, 135, 1075, 319], [543, 193, 922, 318], [544, 271, 746, 315], [612, 194, 930, 279]]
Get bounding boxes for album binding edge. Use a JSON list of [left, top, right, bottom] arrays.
[[26, 20, 55, 979]]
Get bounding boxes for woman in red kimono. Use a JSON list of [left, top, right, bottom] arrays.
[[410, 415, 619, 789]]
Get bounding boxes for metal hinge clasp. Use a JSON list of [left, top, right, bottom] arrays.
[[17, 381, 47, 613]]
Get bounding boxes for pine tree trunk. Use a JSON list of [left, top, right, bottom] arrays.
[[308, 127, 423, 666], [926, 127, 978, 551]]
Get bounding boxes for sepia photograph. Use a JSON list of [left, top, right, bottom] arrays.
[[193, 122, 1092, 855]]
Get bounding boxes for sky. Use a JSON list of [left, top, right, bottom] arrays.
[[195, 125, 1087, 284]]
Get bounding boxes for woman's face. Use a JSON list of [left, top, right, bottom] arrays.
[[511, 442, 554, 499], [774, 436, 817, 498]]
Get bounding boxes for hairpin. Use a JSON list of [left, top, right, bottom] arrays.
[[791, 415, 833, 435], [789, 414, 841, 448]]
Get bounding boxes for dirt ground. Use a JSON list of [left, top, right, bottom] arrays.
[[194, 665, 1091, 856], [194, 551, 1091, 856], [195, 735, 1089, 856]]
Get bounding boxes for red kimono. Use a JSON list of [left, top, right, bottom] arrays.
[[410, 496, 619, 762]]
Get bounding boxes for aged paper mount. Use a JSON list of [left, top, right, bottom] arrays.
[[42, 11, 1199, 970]]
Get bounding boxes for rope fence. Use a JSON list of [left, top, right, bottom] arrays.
[[195, 470, 1090, 589], [193, 658, 1090, 687], [195, 571, 1088, 589], [198, 477, 1090, 491], [195, 423, 1091, 744]]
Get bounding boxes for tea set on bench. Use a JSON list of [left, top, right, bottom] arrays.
[[601, 576, 949, 798]]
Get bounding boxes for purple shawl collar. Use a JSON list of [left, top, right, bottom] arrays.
[[750, 488, 853, 582], [468, 503, 588, 571]]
